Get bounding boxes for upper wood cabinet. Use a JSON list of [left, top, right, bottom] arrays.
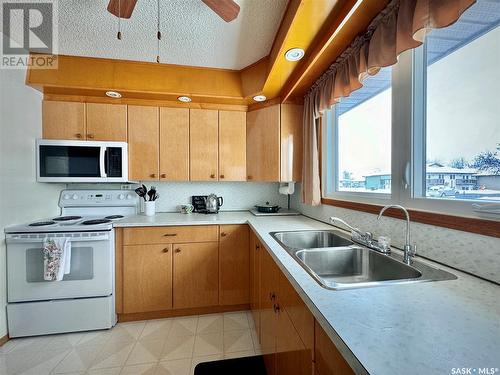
[[246, 105, 281, 182], [218, 111, 247, 181], [173, 241, 219, 309], [190, 109, 219, 181], [160, 107, 189, 181], [42, 101, 86, 140], [123, 244, 172, 314], [246, 103, 303, 182], [128, 105, 159, 181], [86, 103, 127, 141], [219, 224, 249, 305]]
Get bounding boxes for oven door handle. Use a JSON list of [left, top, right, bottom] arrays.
[[6, 233, 110, 243], [100, 147, 107, 178]]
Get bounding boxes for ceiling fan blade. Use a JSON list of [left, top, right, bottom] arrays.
[[107, 0, 138, 19], [202, 0, 240, 22]]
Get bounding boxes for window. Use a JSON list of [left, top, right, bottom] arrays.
[[324, 67, 392, 197], [322, 1, 500, 216], [415, 6, 500, 202]]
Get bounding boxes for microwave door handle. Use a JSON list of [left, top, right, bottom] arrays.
[[100, 147, 107, 178]]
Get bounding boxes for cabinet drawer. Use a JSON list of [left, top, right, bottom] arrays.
[[123, 225, 219, 245]]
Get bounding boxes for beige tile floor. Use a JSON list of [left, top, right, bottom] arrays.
[[0, 311, 261, 375]]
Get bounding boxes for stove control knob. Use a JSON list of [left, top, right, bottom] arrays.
[[63, 194, 70, 200], [126, 194, 133, 200], [118, 194, 125, 200], [72, 194, 79, 200]]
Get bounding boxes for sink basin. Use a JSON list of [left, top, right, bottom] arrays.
[[270, 230, 456, 290], [272, 230, 353, 250]]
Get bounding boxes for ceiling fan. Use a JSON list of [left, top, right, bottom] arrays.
[[107, 0, 240, 22]]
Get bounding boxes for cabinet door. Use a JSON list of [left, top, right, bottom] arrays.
[[219, 111, 246, 181], [315, 321, 354, 375], [280, 104, 303, 182], [123, 244, 172, 313], [173, 242, 219, 309], [246, 105, 280, 181], [42, 101, 86, 140], [160, 107, 189, 181], [128, 105, 159, 180], [260, 248, 280, 375], [86, 103, 127, 141], [249, 232, 261, 337], [219, 224, 249, 305], [190, 109, 218, 181]]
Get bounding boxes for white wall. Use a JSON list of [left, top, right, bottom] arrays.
[[0, 68, 64, 337], [291, 185, 500, 283]]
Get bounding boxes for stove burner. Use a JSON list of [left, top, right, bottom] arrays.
[[53, 216, 83, 221], [29, 221, 56, 227], [105, 215, 124, 220], [81, 219, 112, 225]]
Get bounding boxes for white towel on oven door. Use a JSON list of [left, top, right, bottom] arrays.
[[43, 237, 72, 281]]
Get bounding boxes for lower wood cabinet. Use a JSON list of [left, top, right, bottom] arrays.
[[315, 321, 354, 375], [249, 231, 261, 337], [219, 224, 249, 305], [172, 242, 219, 309], [123, 244, 172, 313]]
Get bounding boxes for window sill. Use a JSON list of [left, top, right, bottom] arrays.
[[321, 198, 500, 238]]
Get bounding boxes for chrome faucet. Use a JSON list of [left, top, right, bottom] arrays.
[[329, 217, 378, 250], [377, 205, 417, 265]]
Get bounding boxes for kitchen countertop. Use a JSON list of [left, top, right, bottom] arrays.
[[115, 212, 500, 375]]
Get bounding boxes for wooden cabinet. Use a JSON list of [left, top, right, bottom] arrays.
[[218, 111, 246, 181], [160, 107, 190, 181], [123, 244, 172, 313], [315, 321, 354, 375], [219, 224, 249, 305], [123, 225, 218, 245], [190, 109, 219, 181], [86, 103, 127, 141], [249, 231, 261, 337], [128, 105, 159, 181], [173, 242, 219, 309], [246, 105, 280, 181], [42, 101, 86, 140], [246, 103, 303, 182]]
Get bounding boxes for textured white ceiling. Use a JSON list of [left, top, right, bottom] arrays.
[[56, 0, 288, 70]]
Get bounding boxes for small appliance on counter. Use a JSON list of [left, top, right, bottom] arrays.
[[192, 194, 223, 214], [250, 207, 300, 216]]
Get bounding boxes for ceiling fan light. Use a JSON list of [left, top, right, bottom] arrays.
[[285, 48, 305, 61], [253, 95, 267, 102], [106, 91, 122, 98], [177, 96, 192, 103]]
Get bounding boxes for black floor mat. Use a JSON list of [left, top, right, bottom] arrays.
[[194, 355, 267, 375]]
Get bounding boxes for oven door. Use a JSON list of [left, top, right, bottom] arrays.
[[6, 231, 114, 302]]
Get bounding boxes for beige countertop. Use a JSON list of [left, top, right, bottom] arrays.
[[115, 211, 500, 375]]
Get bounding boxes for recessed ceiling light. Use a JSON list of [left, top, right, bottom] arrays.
[[105, 91, 122, 98], [177, 96, 192, 103], [253, 95, 267, 102], [285, 48, 305, 62]]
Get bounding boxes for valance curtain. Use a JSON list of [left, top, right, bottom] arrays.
[[302, 0, 476, 206]]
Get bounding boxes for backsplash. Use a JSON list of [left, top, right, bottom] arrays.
[[73, 182, 288, 213], [291, 185, 500, 284]]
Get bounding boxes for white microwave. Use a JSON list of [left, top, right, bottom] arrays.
[[36, 139, 128, 183]]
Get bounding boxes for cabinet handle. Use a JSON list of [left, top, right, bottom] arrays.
[[87, 134, 94, 139], [247, 175, 252, 180], [150, 173, 156, 178], [162, 248, 169, 253], [75, 133, 82, 139], [220, 232, 227, 237], [160, 173, 166, 178], [220, 174, 225, 179], [269, 292, 276, 301], [210, 174, 216, 179], [175, 248, 181, 253], [256, 245, 260, 250], [163, 233, 177, 237], [273, 303, 280, 314]]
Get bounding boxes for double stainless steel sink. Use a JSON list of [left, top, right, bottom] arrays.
[[271, 230, 456, 290]]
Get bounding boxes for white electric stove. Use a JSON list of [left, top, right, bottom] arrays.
[[4, 189, 138, 337]]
